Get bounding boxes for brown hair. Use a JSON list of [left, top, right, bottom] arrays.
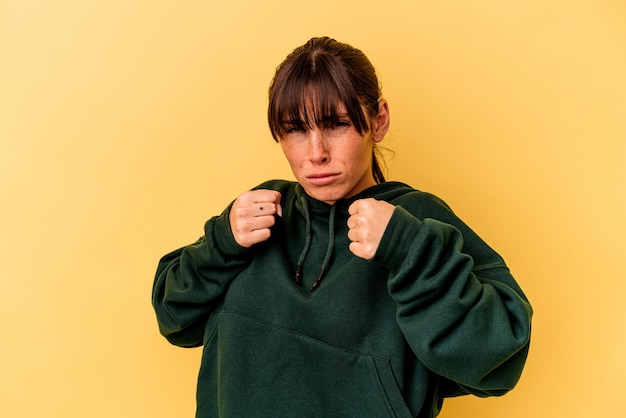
[[268, 37, 386, 183]]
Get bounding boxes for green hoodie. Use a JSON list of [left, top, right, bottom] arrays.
[[152, 180, 532, 417]]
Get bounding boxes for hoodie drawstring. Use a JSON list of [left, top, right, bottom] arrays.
[[294, 196, 336, 291], [294, 196, 311, 286], [310, 204, 335, 291]]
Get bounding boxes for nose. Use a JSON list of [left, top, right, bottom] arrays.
[[309, 129, 329, 163]]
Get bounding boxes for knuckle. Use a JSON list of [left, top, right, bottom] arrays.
[[258, 228, 271, 242]]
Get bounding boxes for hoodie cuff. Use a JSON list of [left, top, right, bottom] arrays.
[[206, 207, 251, 258], [371, 206, 424, 273]]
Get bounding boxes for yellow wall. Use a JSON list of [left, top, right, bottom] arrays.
[[1, 1, 624, 416]]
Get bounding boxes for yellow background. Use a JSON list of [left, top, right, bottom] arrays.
[[1, 0, 625, 417]]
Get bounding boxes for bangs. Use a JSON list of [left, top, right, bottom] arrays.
[[269, 53, 370, 140]]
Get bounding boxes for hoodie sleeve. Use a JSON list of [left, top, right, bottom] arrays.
[[371, 205, 532, 396], [152, 207, 251, 347]]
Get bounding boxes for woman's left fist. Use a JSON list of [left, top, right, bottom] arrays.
[[347, 198, 395, 260]]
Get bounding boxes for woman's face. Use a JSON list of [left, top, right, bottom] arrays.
[[279, 101, 389, 205]]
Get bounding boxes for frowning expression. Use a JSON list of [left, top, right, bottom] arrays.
[[278, 102, 388, 205]]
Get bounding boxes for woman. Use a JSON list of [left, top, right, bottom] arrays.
[[152, 37, 532, 417]]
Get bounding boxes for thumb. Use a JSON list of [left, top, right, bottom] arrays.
[[348, 199, 363, 216]]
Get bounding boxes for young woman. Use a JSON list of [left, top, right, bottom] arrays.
[[152, 36, 532, 418]]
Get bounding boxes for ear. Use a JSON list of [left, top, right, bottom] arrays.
[[371, 99, 390, 143]]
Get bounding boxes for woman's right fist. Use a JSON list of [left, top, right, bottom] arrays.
[[229, 189, 282, 248]]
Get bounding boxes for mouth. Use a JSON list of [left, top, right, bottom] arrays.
[[306, 172, 340, 186]]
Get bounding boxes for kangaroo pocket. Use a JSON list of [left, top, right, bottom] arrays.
[[209, 310, 413, 418]]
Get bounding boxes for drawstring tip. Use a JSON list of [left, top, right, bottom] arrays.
[[294, 266, 326, 291], [310, 269, 326, 292], [294, 265, 303, 286]]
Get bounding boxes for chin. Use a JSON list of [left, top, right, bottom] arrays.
[[308, 189, 343, 205]]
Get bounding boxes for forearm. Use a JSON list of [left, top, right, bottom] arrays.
[[152, 211, 251, 347], [373, 207, 532, 392]]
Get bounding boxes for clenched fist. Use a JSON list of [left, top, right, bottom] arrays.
[[347, 198, 395, 260], [229, 189, 282, 248]]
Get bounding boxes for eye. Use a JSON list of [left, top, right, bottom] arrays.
[[282, 122, 308, 138], [285, 125, 305, 134], [329, 119, 351, 130]]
